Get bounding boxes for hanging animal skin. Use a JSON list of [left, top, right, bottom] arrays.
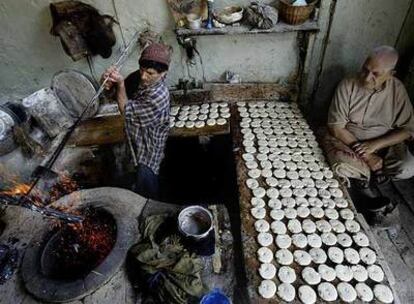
[[50, 1, 117, 61]]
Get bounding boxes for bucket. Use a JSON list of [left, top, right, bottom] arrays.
[[178, 206, 213, 240], [200, 289, 231, 304]]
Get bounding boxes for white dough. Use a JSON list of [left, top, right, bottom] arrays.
[[268, 198, 282, 209], [266, 188, 279, 199], [288, 219, 302, 233], [330, 219, 346, 233], [278, 266, 297, 284], [275, 249, 294, 265], [373, 284, 394, 303], [257, 232, 273, 247], [297, 206, 310, 218], [367, 264, 385, 282], [345, 219, 361, 233], [284, 208, 297, 219], [265, 176, 278, 187], [318, 264, 336, 282], [251, 197, 265, 208], [337, 282, 357, 303], [277, 283, 296, 302], [309, 248, 328, 264], [276, 234, 292, 249], [294, 250, 312, 266], [271, 220, 287, 234], [360, 247, 377, 265], [321, 232, 337, 246], [259, 263, 276, 280], [310, 207, 324, 219], [251, 207, 266, 219], [353, 231, 370, 247], [352, 265, 368, 282], [298, 285, 317, 304], [355, 283, 374, 302], [324, 208, 339, 220], [307, 234, 322, 248], [335, 265, 353, 282], [328, 247, 344, 264], [302, 267, 321, 285], [337, 233, 353, 247], [248, 169, 261, 179], [258, 280, 277, 299], [254, 219, 270, 232], [246, 178, 259, 190], [318, 282, 338, 302], [344, 248, 360, 265], [316, 220, 332, 233], [340, 208, 355, 220], [257, 247, 273, 263], [302, 219, 316, 234], [292, 233, 308, 249], [253, 187, 266, 198], [270, 209, 285, 221]]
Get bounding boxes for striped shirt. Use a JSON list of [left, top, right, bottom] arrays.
[[124, 78, 170, 174]]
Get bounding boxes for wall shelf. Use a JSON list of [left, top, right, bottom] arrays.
[[175, 20, 319, 37]]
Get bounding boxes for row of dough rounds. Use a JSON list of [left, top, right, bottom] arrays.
[[170, 102, 230, 128], [237, 101, 394, 303], [258, 280, 393, 303]]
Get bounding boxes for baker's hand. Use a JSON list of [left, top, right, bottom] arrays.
[[101, 66, 124, 90], [362, 153, 383, 172], [352, 140, 378, 157]]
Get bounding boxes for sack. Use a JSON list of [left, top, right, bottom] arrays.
[[244, 2, 279, 29]]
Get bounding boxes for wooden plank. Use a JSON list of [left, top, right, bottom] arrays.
[[175, 20, 320, 37]]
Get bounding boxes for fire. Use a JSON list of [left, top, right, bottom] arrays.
[[1, 183, 31, 196]]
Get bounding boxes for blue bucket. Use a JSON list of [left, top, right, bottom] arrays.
[[200, 289, 230, 304]]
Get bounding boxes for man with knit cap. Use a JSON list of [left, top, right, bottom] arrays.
[[102, 42, 171, 199]]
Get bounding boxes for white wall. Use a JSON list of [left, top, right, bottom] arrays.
[[0, 0, 299, 102], [309, 0, 413, 122]]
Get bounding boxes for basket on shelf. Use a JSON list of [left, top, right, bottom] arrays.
[[279, 0, 318, 25]]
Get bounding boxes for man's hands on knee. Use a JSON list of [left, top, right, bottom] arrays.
[[352, 140, 379, 157]]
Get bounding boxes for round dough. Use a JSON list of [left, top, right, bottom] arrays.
[[248, 169, 261, 179], [257, 232, 273, 247], [324, 208, 339, 220], [251, 207, 266, 220], [251, 197, 265, 208], [309, 248, 328, 264], [318, 282, 338, 302], [302, 267, 321, 285], [353, 231, 370, 247], [373, 284, 394, 303], [275, 249, 294, 265], [259, 263, 276, 279], [253, 187, 266, 198], [345, 219, 361, 233], [340, 208, 355, 220], [292, 233, 308, 249], [271, 220, 287, 234], [285, 208, 298, 219], [337, 282, 357, 303], [337, 233, 353, 248], [288, 219, 302, 233], [302, 219, 316, 234], [280, 188, 293, 198], [270, 209, 285, 221], [328, 247, 344, 264], [305, 187, 318, 197], [355, 283, 374, 302], [330, 219, 346, 233], [344, 248, 361, 265], [310, 207, 324, 219], [266, 188, 279, 199], [330, 188, 343, 198], [318, 264, 336, 282], [281, 198, 296, 208], [278, 266, 297, 284], [335, 198, 349, 208], [254, 219, 270, 232], [274, 169, 287, 179], [265, 177, 278, 187], [352, 265, 368, 282], [293, 188, 306, 197], [298, 285, 317, 304], [321, 232, 337, 246], [257, 247, 273, 263], [360, 247, 377, 265], [246, 178, 259, 190], [308, 197, 323, 208], [276, 234, 292, 249], [297, 206, 310, 218], [294, 250, 312, 266], [335, 265, 353, 282], [258, 280, 277, 299], [277, 283, 296, 302], [307, 234, 322, 248], [316, 220, 332, 233], [268, 198, 282, 209], [368, 264, 385, 282]]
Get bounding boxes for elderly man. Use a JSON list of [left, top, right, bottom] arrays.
[[102, 43, 171, 199], [328, 46, 414, 181]]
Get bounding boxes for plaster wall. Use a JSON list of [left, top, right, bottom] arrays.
[[0, 0, 299, 102], [310, 0, 412, 122]]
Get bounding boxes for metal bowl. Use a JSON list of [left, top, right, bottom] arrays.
[[214, 6, 244, 25], [178, 205, 213, 240]]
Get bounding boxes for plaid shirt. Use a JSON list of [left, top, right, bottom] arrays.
[[124, 78, 170, 174]]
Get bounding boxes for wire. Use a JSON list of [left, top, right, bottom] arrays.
[[111, 0, 126, 48], [86, 55, 98, 82]]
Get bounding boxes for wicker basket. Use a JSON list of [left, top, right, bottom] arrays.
[[279, 0, 318, 25]]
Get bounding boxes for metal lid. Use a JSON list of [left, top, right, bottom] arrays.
[[51, 70, 99, 119]]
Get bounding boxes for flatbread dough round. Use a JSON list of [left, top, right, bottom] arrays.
[[316, 220, 332, 233], [340, 208, 355, 220], [337, 282, 357, 303], [257, 247, 273, 263], [294, 250, 312, 266], [275, 249, 294, 265], [246, 178, 259, 190], [253, 187, 266, 198], [288, 219, 302, 233], [251, 207, 266, 220], [355, 283, 374, 302], [373, 284, 394, 303], [281, 198, 296, 208], [330, 219, 346, 233], [271, 220, 287, 234], [265, 177, 278, 187], [307, 234, 322, 248], [309, 248, 328, 264], [345, 219, 361, 233], [248, 169, 261, 179], [298, 285, 317, 304], [352, 265, 368, 282], [318, 264, 336, 282], [251, 197, 266, 208], [344, 248, 361, 265], [270, 209, 285, 221], [257, 232, 273, 247], [278, 266, 297, 284], [337, 233, 353, 248], [367, 264, 385, 282], [310, 207, 324, 219], [258, 280, 277, 299], [292, 233, 308, 249], [259, 263, 276, 280], [335, 198, 349, 208], [321, 232, 337, 246], [297, 206, 310, 218], [285, 208, 298, 219], [302, 219, 317, 234], [360, 247, 377, 265], [324, 208, 339, 220], [266, 188, 279, 199], [268, 198, 282, 209], [328, 247, 344, 264], [318, 282, 338, 302], [277, 283, 296, 302], [353, 231, 370, 247], [335, 265, 353, 282], [302, 267, 321, 285], [280, 188, 293, 198], [254, 219, 270, 232], [276, 234, 292, 249]]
